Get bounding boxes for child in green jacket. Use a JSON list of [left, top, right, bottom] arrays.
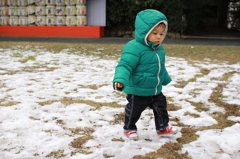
[[113, 9, 173, 139]]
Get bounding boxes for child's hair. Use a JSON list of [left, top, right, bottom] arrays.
[[157, 22, 166, 28], [156, 22, 166, 31]]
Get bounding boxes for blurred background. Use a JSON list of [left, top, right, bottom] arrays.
[[105, 0, 240, 38]]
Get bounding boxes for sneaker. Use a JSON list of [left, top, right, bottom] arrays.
[[124, 130, 138, 139], [157, 126, 173, 136]]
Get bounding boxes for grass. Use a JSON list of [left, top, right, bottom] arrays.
[[69, 127, 95, 155], [37, 98, 123, 108], [46, 150, 66, 158], [1, 41, 240, 63], [19, 55, 36, 63], [0, 41, 239, 158], [164, 45, 240, 64], [0, 42, 123, 60], [0, 100, 21, 107], [187, 100, 210, 112]]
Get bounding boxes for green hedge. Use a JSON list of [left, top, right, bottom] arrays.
[[106, 0, 226, 36]]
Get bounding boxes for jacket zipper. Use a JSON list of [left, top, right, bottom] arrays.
[[153, 48, 161, 95]]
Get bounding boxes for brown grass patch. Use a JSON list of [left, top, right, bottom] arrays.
[[46, 150, 66, 158], [168, 103, 182, 111], [110, 112, 125, 124], [164, 45, 240, 64], [0, 101, 20, 107], [70, 127, 95, 149], [184, 112, 200, 118], [37, 97, 123, 108]]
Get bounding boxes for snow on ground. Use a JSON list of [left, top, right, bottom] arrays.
[[0, 46, 240, 159]]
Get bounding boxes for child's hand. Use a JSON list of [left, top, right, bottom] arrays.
[[114, 82, 123, 90]]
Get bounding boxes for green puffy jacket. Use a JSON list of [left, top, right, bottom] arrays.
[[113, 9, 172, 96]]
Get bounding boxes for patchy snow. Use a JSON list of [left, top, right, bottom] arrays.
[[222, 73, 240, 104], [0, 46, 239, 159], [182, 124, 240, 159]]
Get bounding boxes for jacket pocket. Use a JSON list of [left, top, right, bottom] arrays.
[[133, 73, 147, 86]]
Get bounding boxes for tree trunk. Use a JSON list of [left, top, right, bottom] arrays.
[[217, 0, 229, 28]]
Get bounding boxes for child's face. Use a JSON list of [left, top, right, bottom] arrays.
[[147, 25, 165, 45]]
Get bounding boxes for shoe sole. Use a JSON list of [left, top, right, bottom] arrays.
[[124, 134, 138, 139], [125, 134, 138, 139], [127, 136, 138, 140], [157, 131, 177, 136], [124, 131, 138, 139]]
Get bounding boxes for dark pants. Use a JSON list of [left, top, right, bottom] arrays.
[[124, 92, 169, 132]]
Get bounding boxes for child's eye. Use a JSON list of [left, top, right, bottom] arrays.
[[153, 33, 157, 35]]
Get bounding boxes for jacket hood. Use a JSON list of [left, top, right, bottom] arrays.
[[134, 9, 168, 46]]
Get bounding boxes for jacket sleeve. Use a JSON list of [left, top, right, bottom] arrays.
[[161, 49, 172, 86], [112, 42, 140, 90], [162, 70, 172, 86]]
